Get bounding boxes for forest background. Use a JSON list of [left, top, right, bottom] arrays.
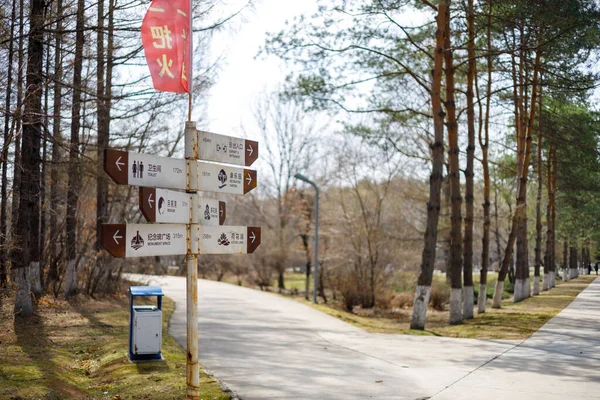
[[1, 0, 600, 330]]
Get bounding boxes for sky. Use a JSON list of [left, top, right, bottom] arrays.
[[203, 0, 318, 139]]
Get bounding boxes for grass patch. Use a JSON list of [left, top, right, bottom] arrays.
[[0, 289, 229, 400], [298, 275, 596, 341]]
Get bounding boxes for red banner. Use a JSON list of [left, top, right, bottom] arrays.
[[141, 0, 190, 93]]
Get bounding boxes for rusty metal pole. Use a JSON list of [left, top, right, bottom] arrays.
[[185, 121, 200, 400]]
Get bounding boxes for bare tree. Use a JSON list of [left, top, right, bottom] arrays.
[[65, 0, 85, 297], [12, 0, 45, 316], [251, 91, 319, 291]]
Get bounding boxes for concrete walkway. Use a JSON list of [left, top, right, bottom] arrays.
[[431, 277, 600, 400], [130, 274, 600, 399]]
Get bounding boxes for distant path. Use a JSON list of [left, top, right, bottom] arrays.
[[129, 274, 519, 399]]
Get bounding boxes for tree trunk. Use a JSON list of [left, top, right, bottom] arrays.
[[35, 25, 53, 297], [0, 0, 17, 287], [562, 242, 568, 282], [12, 0, 45, 316], [533, 129, 542, 295], [96, 0, 110, 281], [10, 0, 26, 256], [445, 4, 463, 325], [492, 42, 542, 308], [477, 0, 493, 314], [410, 0, 447, 330], [47, 0, 63, 290], [65, 0, 85, 298], [543, 144, 552, 291], [462, 0, 476, 319], [570, 247, 577, 279], [550, 147, 557, 287]]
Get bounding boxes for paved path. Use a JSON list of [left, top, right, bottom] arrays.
[[130, 274, 600, 399]]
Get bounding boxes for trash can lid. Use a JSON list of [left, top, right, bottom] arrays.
[[129, 286, 163, 297]]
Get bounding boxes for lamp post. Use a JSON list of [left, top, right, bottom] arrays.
[[294, 173, 319, 304]]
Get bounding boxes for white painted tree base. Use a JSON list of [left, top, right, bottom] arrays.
[[492, 280, 504, 308], [477, 284, 487, 314], [542, 274, 549, 291], [514, 279, 524, 303], [14, 267, 33, 316], [463, 286, 474, 319], [550, 271, 556, 287], [449, 288, 462, 324], [28, 262, 42, 296], [524, 278, 530, 298], [64, 259, 78, 297], [533, 275, 540, 295], [563, 269, 567, 282], [410, 285, 431, 330]]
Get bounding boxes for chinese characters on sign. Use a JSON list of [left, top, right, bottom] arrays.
[[141, 0, 190, 93]]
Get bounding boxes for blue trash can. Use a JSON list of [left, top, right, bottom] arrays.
[[129, 286, 164, 361]]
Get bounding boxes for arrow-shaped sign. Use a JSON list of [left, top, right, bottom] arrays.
[[197, 130, 259, 167], [139, 188, 226, 226], [104, 149, 187, 189], [197, 162, 257, 195], [102, 224, 261, 257]]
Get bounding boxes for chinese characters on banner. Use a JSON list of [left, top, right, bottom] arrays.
[[141, 0, 190, 93]]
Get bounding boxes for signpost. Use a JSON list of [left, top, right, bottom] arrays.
[[111, 1, 262, 396], [139, 188, 226, 225], [101, 123, 261, 400]]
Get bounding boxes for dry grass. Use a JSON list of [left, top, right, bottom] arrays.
[[0, 286, 229, 400], [299, 275, 597, 340]]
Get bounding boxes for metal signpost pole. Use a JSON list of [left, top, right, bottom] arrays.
[[294, 173, 319, 304], [184, 121, 200, 400]]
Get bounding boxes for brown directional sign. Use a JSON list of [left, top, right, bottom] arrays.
[[197, 131, 259, 167], [243, 169, 257, 194], [139, 187, 226, 225], [196, 162, 257, 195], [247, 226, 261, 254], [245, 140, 259, 166], [218, 201, 226, 225], [101, 223, 127, 258], [104, 149, 128, 185], [101, 223, 187, 258], [104, 148, 187, 190]]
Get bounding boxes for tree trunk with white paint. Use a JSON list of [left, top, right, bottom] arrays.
[[463, 286, 474, 318], [409, 1, 447, 331], [411, 285, 431, 330], [64, 259, 78, 297], [492, 280, 504, 308], [28, 262, 42, 296], [449, 288, 462, 324], [14, 267, 33, 316], [477, 284, 487, 313], [444, 4, 463, 326]]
